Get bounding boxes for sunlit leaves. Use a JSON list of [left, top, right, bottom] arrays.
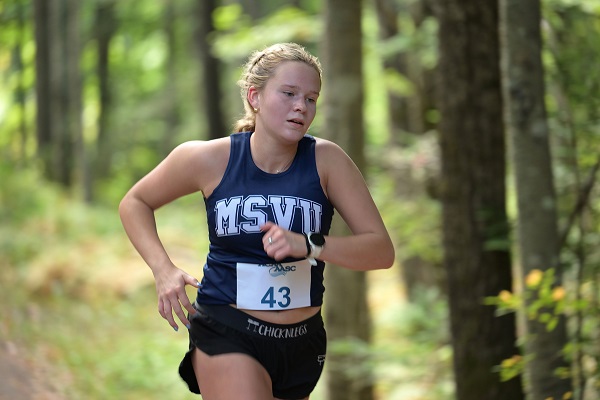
[[212, 6, 321, 62]]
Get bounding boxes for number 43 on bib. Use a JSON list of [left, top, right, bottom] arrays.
[[236, 260, 312, 310]]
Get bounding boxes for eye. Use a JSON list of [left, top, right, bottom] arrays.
[[283, 91, 294, 97], [307, 97, 316, 104]]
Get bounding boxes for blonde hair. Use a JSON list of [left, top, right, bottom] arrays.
[[234, 43, 322, 133]]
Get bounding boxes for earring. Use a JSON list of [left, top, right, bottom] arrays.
[[253, 108, 258, 113]]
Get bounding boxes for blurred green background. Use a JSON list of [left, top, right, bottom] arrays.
[[1, 0, 600, 399]]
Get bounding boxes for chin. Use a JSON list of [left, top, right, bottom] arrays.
[[283, 130, 307, 141]]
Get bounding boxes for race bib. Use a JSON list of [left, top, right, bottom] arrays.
[[236, 260, 312, 310]]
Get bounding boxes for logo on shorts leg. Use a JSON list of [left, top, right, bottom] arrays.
[[246, 318, 260, 332], [317, 355, 326, 366]]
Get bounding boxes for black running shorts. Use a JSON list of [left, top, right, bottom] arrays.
[[178, 302, 327, 400]]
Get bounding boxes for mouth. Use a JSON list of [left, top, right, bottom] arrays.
[[287, 118, 304, 127]]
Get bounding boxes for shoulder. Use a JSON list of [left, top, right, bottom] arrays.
[[123, 136, 232, 208], [313, 137, 356, 172], [313, 136, 344, 154], [168, 137, 231, 195], [173, 136, 231, 154], [311, 137, 362, 198], [171, 137, 231, 167]]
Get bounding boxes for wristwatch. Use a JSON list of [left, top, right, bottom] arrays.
[[307, 233, 326, 259]]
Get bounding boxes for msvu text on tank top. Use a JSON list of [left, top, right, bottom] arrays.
[[214, 195, 323, 236]]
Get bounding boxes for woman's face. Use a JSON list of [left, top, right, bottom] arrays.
[[251, 61, 321, 142]]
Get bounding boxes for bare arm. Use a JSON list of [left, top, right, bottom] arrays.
[[261, 139, 395, 271], [119, 139, 229, 330], [316, 139, 394, 270]]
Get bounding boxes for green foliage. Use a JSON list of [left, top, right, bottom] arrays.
[[543, 0, 600, 250], [537, 5, 600, 395], [486, 269, 566, 331], [0, 285, 199, 399], [0, 0, 598, 398], [0, 161, 62, 266], [213, 4, 248, 31], [371, 12, 438, 70], [212, 5, 321, 62], [494, 354, 531, 384], [372, 167, 442, 266], [0, 0, 36, 162], [0, 161, 209, 399], [328, 287, 453, 399], [486, 268, 600, 394]]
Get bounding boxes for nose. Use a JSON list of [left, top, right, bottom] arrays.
[[293, 98, 306, 113]]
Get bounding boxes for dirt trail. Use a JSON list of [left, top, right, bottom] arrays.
[[0, 341, 66, 400]]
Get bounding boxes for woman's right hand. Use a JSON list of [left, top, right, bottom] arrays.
[[153, 264, 200, 331]]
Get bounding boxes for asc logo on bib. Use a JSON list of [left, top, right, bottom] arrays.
[[261, 263, 297, 277]]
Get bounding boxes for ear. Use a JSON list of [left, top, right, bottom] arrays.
[[247, 86, 260, 110]]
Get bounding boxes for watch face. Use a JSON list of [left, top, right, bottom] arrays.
[[310, 233, 325, 246]]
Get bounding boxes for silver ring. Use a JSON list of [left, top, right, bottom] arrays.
[[268, 236, 273, 244]]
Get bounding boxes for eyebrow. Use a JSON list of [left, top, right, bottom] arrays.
[[281, 84, 320, 96]]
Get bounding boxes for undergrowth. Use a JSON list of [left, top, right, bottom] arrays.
[[0, 163, 452, 399], [0, 164, 207, 399]]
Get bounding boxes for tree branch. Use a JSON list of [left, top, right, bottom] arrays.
[[559, 156, 600, 250]]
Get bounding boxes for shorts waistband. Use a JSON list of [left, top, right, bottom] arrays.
[[193, 302, 323, 340]]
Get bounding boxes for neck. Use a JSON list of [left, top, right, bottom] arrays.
[[250, 132, 297, 174], [274, 156, 295, 173]]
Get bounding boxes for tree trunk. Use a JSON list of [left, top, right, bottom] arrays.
[[34, 0, 82, 187], [321, 1, 372, 400], [196, 0, 227, 139], [435, 0, 524, 399], [64, 0, 87, 201], [499, 0, 573, 398], [33, 0, 53, 178], [94, 0, 117, 190], [160, 0, 182, 157], [48, 0, 68, 185], [65, 0, 83, 192]]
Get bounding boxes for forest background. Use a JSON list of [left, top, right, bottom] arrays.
[[1, 0, 599, 399]]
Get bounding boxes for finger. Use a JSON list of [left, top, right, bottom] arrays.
[[266, 242, 285, 261], [184, 274, 201, 289], [183, 276, 200, 315], [178, 290, 196, 318], [162, 299, 179, 331], [273, 245, 289, 261], [260, 221, 276, 232], [263, 232, 274, 249], [172, 300, 190, 330], [265, 235, 280, 255], [157, 298, 166, 319], [181, 300, 196, 319], [264, 234, 273, 248]]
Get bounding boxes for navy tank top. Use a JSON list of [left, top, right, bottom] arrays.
[[196, 131, 334, 308]]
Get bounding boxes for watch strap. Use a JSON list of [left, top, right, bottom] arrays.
[[302, 233, 311, 257], [307, 233, 324, 260]]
